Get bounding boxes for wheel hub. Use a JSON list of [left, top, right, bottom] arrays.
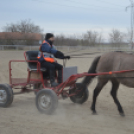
[[39, 95, 51, 109], [0, 90, 7, 103]]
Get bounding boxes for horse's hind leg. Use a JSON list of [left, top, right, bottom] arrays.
[[110, 79, 125, 116], [91, 78, 108, 114]]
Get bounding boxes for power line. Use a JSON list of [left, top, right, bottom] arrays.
[[32, 0, 125, 13], [63, 0, 124, 10], [95, 0, 126, 8], [65, 0, 125, 8]]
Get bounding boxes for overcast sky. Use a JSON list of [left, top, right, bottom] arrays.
[[0, 0, 132, 39]]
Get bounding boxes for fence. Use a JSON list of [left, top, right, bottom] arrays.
[[0, 45, 132, 52]]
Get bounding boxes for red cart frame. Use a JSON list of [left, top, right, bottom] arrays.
[[8, 52, 84, 96]]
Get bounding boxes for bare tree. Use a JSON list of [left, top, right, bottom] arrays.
[[54, 34, 83, 46], [3, 19, 43, 33], [3, 24, 18, 32], [54, 31, 103, 46], [109, 29, 126, 48], [1, 19, 43, 45], [83, 31, 103, 46], [127, 28, 134, 48]]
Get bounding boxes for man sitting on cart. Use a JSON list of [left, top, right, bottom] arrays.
[[37, 33, 70, 87]]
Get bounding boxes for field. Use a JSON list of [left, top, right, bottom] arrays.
[[0, 51, 134, 134]]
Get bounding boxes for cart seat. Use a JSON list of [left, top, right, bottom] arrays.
[[25, 51, 46, 71]]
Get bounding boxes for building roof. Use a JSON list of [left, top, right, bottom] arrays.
[[0, 32, 42, 40]]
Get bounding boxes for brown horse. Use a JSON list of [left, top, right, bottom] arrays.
[[82, 51, 134, 116]]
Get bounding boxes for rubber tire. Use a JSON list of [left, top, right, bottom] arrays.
[[69, 83, 89, 104], [0, 84, 13, 107], [5, 84, 14, 105], [36, 89, 58, 114]]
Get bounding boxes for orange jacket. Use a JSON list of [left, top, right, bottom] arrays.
[[37, 40, 56, 63]]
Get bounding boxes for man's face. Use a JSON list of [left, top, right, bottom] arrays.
[[49, 37, 55, 42]]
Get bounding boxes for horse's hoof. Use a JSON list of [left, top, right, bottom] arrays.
[[120, 112, 125, 117], [92, 112, 97, 115], [92, 111, 97, 115]]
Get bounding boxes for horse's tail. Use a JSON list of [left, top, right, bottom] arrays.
[[82, 56, 101, 86]]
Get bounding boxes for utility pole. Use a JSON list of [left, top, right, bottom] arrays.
[[126, 0, 134, 49]]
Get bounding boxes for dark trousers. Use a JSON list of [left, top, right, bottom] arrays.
[[41, 61, 63, 71], [41, 61, 63, 83]]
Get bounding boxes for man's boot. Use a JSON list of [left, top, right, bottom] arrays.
[[58, 70, 63, 84], [49, 70, 59, 87]]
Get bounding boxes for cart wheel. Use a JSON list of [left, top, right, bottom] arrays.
[[0, 84, 13, 107], [36, 89, 58, 114], [69, 83, 89, 104], [5, 84, 14, 104]]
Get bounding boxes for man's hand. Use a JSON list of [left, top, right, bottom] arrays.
[[54, 51, 70, 60], [64, 56, 70, 59], [54, 51, 64, 59]]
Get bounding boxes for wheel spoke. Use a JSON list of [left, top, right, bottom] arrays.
[[0, 89, 7, 104]]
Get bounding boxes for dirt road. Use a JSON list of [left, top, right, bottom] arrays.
[[0, 51, 134, 134]]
